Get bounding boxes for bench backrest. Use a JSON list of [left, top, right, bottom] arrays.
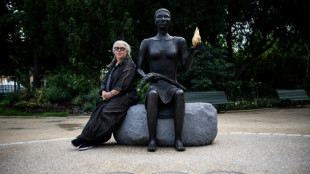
[[276, 89, 310, 100], [185, 91, 229, 104]]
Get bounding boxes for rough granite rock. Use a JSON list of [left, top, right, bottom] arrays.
[[113, 103, 218, 146]]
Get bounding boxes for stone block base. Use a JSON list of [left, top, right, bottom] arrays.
[[113, 103, 217, 146]]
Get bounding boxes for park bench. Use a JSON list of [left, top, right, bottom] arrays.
[[276, 89, 310, 108], [185, 91, 234, 112]]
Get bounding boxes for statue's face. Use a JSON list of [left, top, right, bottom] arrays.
[[154, 10, 171, 29]]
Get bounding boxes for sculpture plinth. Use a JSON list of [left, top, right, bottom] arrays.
[[114, 103, 218, 146]]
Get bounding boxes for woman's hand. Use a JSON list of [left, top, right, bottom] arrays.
[[101, 90, 118, 100], [101, 91, 110, 100]]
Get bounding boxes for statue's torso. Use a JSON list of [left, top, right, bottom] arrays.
[[147, 37, 178, 80]]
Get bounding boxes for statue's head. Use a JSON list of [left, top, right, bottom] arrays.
[[154, 8, 171, 29], [154, 8, 171, 18]]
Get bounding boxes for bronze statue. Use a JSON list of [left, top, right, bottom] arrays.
[[137, 8, 202, 152]]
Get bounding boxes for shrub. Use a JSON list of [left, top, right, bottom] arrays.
[[178, 45, 237, 93], [43, 74, 73, 102], [43, 74, 94, 103], [43, 86, 71, 102], [10, 89, 51, 110], [82, 102, 95, 112], [75, 88, 101, 111], [136, 79, 148, 103], [5, 92, 21, 106], [227, 97, 281, 110]]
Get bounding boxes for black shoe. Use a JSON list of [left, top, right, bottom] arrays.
[[71, 138, 83, 147], [79, 142, 94, 151]]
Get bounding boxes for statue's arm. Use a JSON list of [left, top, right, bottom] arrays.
[[179, 37, 202, 73], [137, 39, 148, 78]]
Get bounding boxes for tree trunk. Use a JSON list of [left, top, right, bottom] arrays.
[[32, 41, 41, 88], [304, 42, 309, 88], [226, 4, 233, 62], [236, 56, 257, 80]]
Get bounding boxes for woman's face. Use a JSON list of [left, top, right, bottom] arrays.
[[113, 43, 128, 61], [154, 11, 171, 29]]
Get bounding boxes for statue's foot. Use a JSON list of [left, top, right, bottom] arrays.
[[175, 140, 186, 151], [147, 140, 156, 152]]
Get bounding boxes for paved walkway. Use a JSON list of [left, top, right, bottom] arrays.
[[0, 107, 310, 174]]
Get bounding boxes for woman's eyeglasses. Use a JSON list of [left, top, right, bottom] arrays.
[[114, 47, 126, 51]]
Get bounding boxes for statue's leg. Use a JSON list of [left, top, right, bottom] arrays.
[[174, 89, 186, 151], [146, 90, 159, 152]]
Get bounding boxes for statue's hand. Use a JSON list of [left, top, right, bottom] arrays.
[[192, 42, 203, 51]]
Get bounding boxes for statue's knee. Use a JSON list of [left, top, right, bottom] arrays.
[[175, 90, 184, 98], [147, 90, 158, 99]]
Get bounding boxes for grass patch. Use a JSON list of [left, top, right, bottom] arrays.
[[34, 112, 69, 117], [1, 98, 69, 117], [0, 107, 69, 117]]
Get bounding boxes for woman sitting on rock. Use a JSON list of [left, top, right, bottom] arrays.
[[71, 40, 139, 151]]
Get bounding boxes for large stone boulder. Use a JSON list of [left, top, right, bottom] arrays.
[[113, 103, 217, 146]]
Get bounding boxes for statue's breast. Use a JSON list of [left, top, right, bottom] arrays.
[[148, 39, 177, 60]]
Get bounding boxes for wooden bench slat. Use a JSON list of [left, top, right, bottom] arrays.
[[276, 89, 310, 108], [185, 91, 234, 112], [276, 89, 310, 100]]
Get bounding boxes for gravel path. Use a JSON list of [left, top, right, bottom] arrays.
[[0, 107, 310, 174]]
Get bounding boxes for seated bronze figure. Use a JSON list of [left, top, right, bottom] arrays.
[[137, 8, 202, 152]]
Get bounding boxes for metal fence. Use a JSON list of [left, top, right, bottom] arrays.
[[0, 76, 25, 95]]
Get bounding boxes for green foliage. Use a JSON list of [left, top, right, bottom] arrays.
[[36, 89, 48, 106], [1, 72, 101, 113], [43, 74, 92, 103], [2, 0, 310, 112], [136, 80, 149, 104], [224, 80, 243, 101], [248, 40, 309, 90], [36, 112, 69, 117], [4, 92, 20, 106], [81, 102, 95, 112], [0, 106, 69, 116], [43, 87, 71, 103], [8, 89, 48, 109], [178, 45, 237, 92], [0, 107, 32, 116], [74, 88, 101, 112], [0, 1, 32, 78], [43, 75, 73, 102], [227, 97, 281, 110]]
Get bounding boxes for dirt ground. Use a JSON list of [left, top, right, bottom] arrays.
[[0, 107, 310, 144]]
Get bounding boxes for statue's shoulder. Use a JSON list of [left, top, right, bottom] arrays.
[[173, 36, 186, 43], [144, 37, 155, 41], [141, 37, 154, 45], [172, 36, 186, 46]]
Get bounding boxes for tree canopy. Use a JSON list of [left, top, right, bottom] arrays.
[[1, 0, 309, 92]]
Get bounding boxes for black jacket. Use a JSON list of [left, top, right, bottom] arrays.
[[99, 55, 139, 112]]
